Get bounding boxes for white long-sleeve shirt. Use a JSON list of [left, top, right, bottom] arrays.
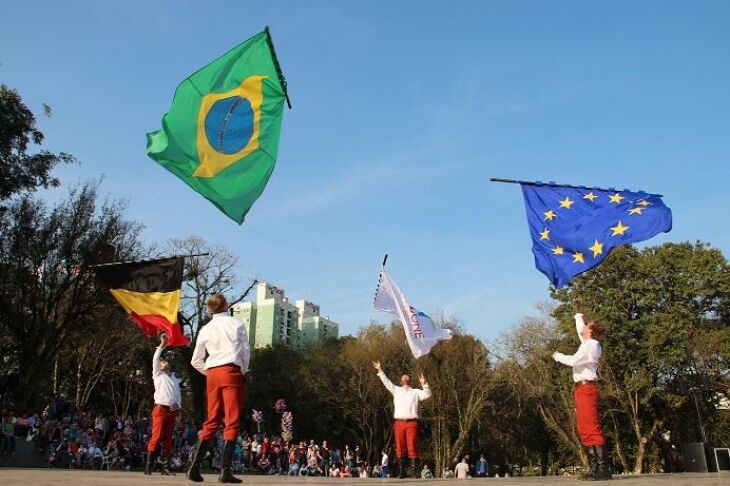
[[152, 346, 181, 407], [552, 313, 601, 382], [377, 372, 432, 419], [191, 312, 250, 375]]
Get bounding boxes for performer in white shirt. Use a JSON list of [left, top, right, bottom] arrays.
[[373, 360, 432, 479], [187, 294, 249, 484], [145, 332, 181, 476], [552, 300, 611, 481]]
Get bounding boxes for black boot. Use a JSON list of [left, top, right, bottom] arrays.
[[579, 447, 597, 481], [218, 440, 241, 484], [398, 458, 408, 479], [186, 440, 209, 482], [410, 458, 419, 478], [594, 445, 612, 481], [159, 451, 174, 476], [145, 448, 159, 475]]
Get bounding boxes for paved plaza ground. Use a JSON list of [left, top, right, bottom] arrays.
[[0, 470, 727, 486]]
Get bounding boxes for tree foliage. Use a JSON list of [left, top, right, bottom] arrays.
[[0, 181, 143, 409], [0, 84, 75, 203]]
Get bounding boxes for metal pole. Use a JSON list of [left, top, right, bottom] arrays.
[[265, 26, 292, 109], [89, 252, 210, 268], [382, 254, 388, 267], [692, 388, 708, 443], [489, 177, 663, 197], [229, 279, 259, 308]]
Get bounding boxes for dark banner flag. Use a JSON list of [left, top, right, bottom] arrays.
[[520, 183, 672, 287], [94, 257, 190, 346]]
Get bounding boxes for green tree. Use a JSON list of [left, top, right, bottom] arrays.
[[0, 85, 74, 203], [0, 181, 143, 409], [552, 242, 730, 473]]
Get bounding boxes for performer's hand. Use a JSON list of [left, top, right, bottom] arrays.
[[418, 373, 427, 385], [572, 298, 583, 313], [372, 360, 382, 372], [160, 333, 168, 347], [551, 351, 560, 361]]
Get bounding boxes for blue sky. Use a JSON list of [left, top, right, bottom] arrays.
[[2, 1, 729, 342]]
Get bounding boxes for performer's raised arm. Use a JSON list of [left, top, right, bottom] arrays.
[[573, 299, 587, 343], [373, 360, 396, 394], [152, 333, 166, 378], [416, 373, 432, 400]]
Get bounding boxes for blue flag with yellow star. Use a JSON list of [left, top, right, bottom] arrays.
[[521, 183, 672, 287]]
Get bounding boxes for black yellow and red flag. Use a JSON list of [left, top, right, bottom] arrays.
[[94, 256, 190, 346]]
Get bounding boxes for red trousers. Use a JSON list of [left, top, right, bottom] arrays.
[[147, 405, 178, 453], [394, 419, 419, 459], [575, 382, 605, 446], [199, 364, 245, 442]]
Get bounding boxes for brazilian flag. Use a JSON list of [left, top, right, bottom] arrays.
[[147, 28, 288, 224], [94, 257, 190, 347]]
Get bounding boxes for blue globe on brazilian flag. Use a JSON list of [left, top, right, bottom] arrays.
[[147, 29, 288, 224]]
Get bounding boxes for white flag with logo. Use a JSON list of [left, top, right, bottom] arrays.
[[373, 268, 452, 358]]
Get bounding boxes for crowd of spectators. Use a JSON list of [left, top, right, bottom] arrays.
[[2, 398, 496, 479]]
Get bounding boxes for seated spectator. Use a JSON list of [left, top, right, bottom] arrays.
[[171, 452, 183, 471], [88, 442, 103, 469], [421, 463, 434, 479]]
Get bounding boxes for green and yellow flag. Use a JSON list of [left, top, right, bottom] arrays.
[[147, 29, 288, 223]]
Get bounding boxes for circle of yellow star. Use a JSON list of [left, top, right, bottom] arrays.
[[559, 197, 574, 209], [637, 200, 651, 207], [609, 193, 625, 204], [583, 192, 598, 202], [628, 207, 644, 215], [540, 228, 550, 240], [611, 221, 630, 236], [573, 251, 585, 264], [551, 246, 564, 255], [589, 240, 604, 258], [544, 210, 556, 221]]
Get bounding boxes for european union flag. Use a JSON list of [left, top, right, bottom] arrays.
[[521, 183, 672, 287]]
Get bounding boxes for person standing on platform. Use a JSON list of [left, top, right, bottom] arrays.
[[187, 294, 250, 484], [145, 332, 181, 476], [552, 300, 611, 481], [373, 360, 432, 478]]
